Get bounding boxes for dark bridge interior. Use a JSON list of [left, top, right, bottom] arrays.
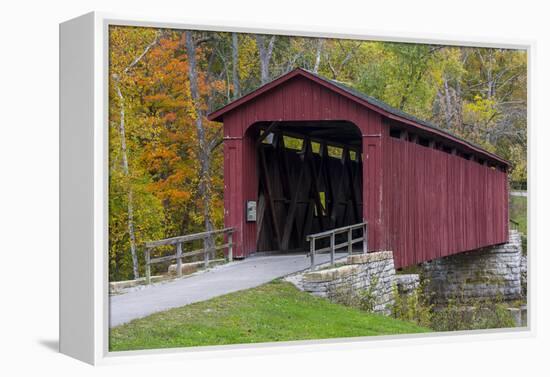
[[252, 121, 363, 252]]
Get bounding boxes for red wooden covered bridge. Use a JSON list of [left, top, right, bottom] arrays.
[[207, 68, 510, 268]]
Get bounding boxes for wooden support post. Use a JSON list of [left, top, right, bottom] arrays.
[[227, 231, 233, 262], [259, 145, 282, 249], [321, 142, 334, 223], [329, 147, 348, 228], [281, 149, 306, 250], [176, 242, 182, 277], [344, 149, 360, 223], [348, 228, 353, 255], [310, 238, 316, 270], [145, 248, 151, 284], [204, 237, 210, 267], [363, 223, 368, 254], [330, 232, 335, 266]]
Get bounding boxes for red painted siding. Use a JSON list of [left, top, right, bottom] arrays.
[[223, 76, 382, 257], [219, 74, 509, 266], [381, 126, 509, 268]]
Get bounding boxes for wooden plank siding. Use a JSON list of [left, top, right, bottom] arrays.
[[212, 70, 509, 267], [381, 126, 509, 268]]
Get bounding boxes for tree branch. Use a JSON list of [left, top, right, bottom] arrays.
[[123, 30, 162, 75]]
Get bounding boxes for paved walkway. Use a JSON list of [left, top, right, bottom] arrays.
[[110, 253, 346, 327]]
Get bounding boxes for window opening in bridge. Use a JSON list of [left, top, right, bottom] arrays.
[[442, 146, 453, 154], [260, 130, 275, 145], [418, 137, 431, 147], [350, 150, 357, 161], [390, 128, 402, 139], [311, 141, 321, 154], [327, 145, 343, 159], [283, 135, 304, 150]]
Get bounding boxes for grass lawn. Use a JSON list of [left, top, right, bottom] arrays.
[[110, 281, 429, 351], [509, 195, 527, 235]]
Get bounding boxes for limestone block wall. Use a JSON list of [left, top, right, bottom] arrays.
[[422, 230, 523, 303], [395, 274, 420, 296], [301, 251, 396, 315]]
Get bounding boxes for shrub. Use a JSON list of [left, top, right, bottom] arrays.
[[327, 276, 380, 313], [391, 279, 433, 328], [430, 295, 517, 332]]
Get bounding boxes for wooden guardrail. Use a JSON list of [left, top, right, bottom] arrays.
[[144, 227, 235, 284], [306, 221, 368, 270], [509, 219, 520, 231]]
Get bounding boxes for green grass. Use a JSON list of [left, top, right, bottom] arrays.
[[509, 195, 527, 235], [110, 281, 429, 351]]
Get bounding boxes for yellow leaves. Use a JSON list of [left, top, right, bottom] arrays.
[[109, 26, 159, 75], [509, 144, 527, 183], [463, 95, 498, 126], [238, 35, 259, 82]]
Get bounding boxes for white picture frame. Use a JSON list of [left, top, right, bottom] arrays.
[[59, 11, 533, 365]]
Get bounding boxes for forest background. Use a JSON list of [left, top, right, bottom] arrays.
[[109, 26, 527, 281]]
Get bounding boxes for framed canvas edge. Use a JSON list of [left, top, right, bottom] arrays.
[[59, 10, 536, 365]]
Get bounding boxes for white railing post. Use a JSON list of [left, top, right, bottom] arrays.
[[227, 231, 233, 262], [363, 222, 368, 254], [144, 227, 235, 279], [204, 236, 210, 268], [145, 248, 151, 284], [306, 221, 367, 269], [176, 242, 182, 277], [330, 232, 335, 266], [348, 228, 353, 255], [310, 237, 316, 270]]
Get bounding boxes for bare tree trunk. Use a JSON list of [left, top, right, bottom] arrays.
[[111, 32, 160, 280], [486, 50, 494, 100], [256, 35, 276, 84], [231, 32, 240, 99], [185, 31, 215, 249], [443, 75, 453, 129], [313, 38, 324, 74], [113, 77, 139, 280]]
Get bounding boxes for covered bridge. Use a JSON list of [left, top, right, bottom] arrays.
[[207, 68, 510, 268]]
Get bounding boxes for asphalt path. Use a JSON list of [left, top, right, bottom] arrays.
[[110, 252, 346, 327]]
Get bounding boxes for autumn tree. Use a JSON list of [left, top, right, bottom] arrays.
[[109, 27, 165, 280], [108, 26, 527, 281]]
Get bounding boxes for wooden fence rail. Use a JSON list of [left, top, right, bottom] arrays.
[[144, 227, 235, 284], [306, 221, 368, 270], [509, 219, 520, 231]]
